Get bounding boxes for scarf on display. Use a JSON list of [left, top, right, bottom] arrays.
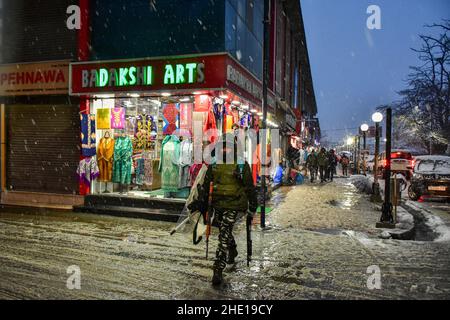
[[81, 113, 96, 157], [162, 103, 180, 135], [179, 103, 193, 134], [77, 156, 100, 187], [96, 108, 111, 130]]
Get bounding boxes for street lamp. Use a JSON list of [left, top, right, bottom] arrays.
[[371, 113, 383, 202], [376, 108, 395, 228], [360, 124, 369, 175], [346, 137, 354, 146]]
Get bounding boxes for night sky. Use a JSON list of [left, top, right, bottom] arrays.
[[300, 0, 450, 144]]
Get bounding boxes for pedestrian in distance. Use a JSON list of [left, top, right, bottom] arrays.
[[341, 154, 350, 177], [189, 133, 257, 286], [306, 148, 318, 183], [317, 147, 329, 183], [328, 149, 338, 182]]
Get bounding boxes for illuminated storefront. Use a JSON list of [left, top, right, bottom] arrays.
[[70, 53, 279, 202]]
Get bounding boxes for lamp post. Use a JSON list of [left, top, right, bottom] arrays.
[[360, 124, 369, 175], [377, 108, 395, 228], [371, 112, 383, 202], [260, 0, 270, 229]]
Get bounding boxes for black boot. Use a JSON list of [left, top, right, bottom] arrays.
[[227, 246, 238, 264], [212, 269, 223, 286]]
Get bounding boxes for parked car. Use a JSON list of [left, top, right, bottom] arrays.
[[377, 150, 414, 180], [408, 155, 450, 201]]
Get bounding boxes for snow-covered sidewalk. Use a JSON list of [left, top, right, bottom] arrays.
[[269, 179, 382, 236]]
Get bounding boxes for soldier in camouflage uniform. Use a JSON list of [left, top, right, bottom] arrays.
[[195, 133, 258, 286]]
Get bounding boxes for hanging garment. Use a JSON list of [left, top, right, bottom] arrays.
[[179, 139, 193, 188], [111, 107, 125, 129], [97, 137, 115, 182], [96, 108, 111, 130], [125, 116, 137, 136], [194, 94, 211, 112], [179, 103, 193, 134], [143, 152, 153, 186], [112, 136, 133, 184], [132, 153, 145, 185], [203, 110, 217, 143], [159, 135, 181, 192], [162, 104, 179, 135], [134, 114, 156, 151], [225, 115, 234, 133], [77, 156, 100, 187], [81, 114, 96, 157], [189, 163, 204, 184]]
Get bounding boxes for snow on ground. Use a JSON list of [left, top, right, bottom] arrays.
[[405, 200, 450, 242], [349, 175, 374, 195], [270, 178, 381, 236]]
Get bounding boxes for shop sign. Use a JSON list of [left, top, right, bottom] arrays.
[[225, 56, 275, 109], [286, 113, 297, 130], [70, 54, 225, 95], [0, 61, 69, 96], [80, 63, 205, 89], [226, 64, 262, 101]]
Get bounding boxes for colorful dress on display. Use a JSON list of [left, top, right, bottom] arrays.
[[125, 116, 137, 136], [203, 110, 217, 143], [132, 153, 145, 185], [159, 135, 181, 192], [179, 139, 193, 188], [162, 104, 179, 135], [81, 114, 96, 157], [97, 137, 115, 182], [77, 156, 100, 187], [143, 152, 153, 186], [134, 114, 157, 150], [111, 107, 125, 129], [112, 136, 133, 184], [96, 109, 111, 129]]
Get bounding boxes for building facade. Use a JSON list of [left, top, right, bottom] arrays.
[[0, 0, 317, 209]]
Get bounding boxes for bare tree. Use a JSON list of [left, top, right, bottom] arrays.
[[393, 20, 450, 154]]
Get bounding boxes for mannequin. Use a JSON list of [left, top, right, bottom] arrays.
[[113, 129, 133, 195]]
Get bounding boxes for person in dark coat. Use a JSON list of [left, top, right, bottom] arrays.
[[328, 149, 338, 181], [317, 148, 329, 183], [306, 149, 318, 183]]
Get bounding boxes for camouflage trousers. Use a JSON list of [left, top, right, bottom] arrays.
[[213, 210, 238, 271]]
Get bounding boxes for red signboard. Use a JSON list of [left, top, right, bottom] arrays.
[[70, 53, 275, 109]]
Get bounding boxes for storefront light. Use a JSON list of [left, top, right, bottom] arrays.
[[250, 109, 257, 113], [257, 112, 263, 116], [193, 91, 202, 95], [219, 94, 228, 100], [129, 93, 140, 98], [232, 100, 240, 105], [161, 92, 171, 97], [179, 97, 191, 102]]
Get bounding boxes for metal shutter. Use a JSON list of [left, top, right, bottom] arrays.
[[0, 0, 78, 63], [6, 104, 80, 194]]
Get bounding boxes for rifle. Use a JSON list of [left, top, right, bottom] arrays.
[[205, 181, 214, 260], [246, 213, 253, 267]]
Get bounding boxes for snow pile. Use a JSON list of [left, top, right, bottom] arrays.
[[423, 213, 450, 242], [349, 175, 374, 195], [396, 207, 414, 230]]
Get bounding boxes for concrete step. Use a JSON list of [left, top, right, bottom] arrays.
[[73, 204, 182, 222]]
